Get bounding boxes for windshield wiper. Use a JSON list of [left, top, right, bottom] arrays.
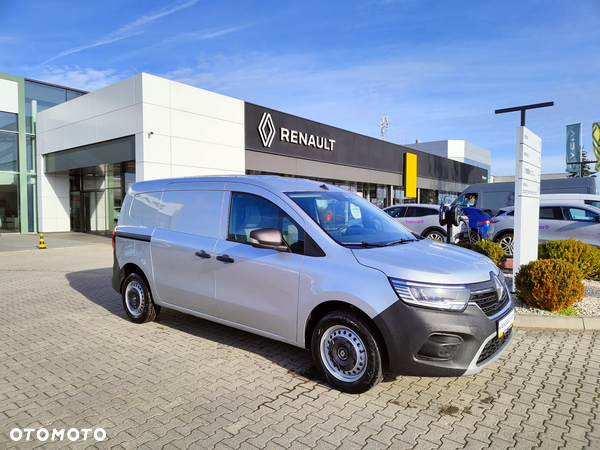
[[384, 239, 417, 246], [340, 242, 386, 247]]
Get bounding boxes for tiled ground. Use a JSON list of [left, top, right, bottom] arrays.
[[1, 240, 598, 449]]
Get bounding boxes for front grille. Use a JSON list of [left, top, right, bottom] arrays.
[[470, 289, 508, 317], [477, 328, 512, 365]]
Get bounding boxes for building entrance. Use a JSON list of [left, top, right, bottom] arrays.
[[69, 162, 134, 234]]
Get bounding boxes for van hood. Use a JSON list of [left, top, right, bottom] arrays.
[[351, 240, 497, 285]]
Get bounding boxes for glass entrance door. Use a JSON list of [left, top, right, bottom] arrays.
[[82, 190, 108, 234]]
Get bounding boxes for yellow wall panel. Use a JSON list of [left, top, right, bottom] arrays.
[[404, 153, 417, 198]]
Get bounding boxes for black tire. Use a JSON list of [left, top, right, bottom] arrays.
[[496, 232, 514, 258], [121, 273, 160, 324], [469, 229, 481, 243], [424, 229, 445, 242], [311, 310, 384, 394]]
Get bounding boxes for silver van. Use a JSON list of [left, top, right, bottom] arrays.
[[112, 176, 514, 393], [455, 177, 600, 214]]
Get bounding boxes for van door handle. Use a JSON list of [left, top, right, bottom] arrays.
[[194, 250, 211, 259], [216, 254, 235, 263]]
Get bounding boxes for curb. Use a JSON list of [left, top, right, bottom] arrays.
[[515, 315, 600, 331]]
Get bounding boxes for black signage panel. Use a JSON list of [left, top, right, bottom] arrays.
[[245, 102, 486, 185]]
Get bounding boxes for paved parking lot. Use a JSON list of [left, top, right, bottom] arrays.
[[1, 235, 599, 449]]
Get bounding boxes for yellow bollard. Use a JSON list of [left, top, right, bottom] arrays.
[[38, 233, 46, 249]]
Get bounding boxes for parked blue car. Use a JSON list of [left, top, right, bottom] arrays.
[[459, 207, 494, 240]]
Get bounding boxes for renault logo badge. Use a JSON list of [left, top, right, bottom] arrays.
[[258, 113, 276, 148], [492, 273, 504, 299]]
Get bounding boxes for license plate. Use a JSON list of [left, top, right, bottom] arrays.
[[497, 309, 515, 338]]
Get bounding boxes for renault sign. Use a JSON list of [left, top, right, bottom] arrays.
[[257, 112, 335, 151]]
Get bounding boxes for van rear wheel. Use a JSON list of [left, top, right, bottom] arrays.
[[311, 311, 383, 394], [122, 273, 160, 323]]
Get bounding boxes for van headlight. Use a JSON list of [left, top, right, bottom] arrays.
[[389, 278, 471, 311]]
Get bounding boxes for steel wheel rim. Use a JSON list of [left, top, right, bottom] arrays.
[[499, 235, 514, 257], [320, 325, 367, 382], [125, 281, 145, 318]]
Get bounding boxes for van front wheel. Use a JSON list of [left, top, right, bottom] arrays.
[[122, 273, 160, 324], [311, 311, 383, 394]]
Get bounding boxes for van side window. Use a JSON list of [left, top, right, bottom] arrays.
[[456, 193, 477, 207], [130, 192, 162, 227], [158, 190, 223, 238], [228, 193, 305, 254]]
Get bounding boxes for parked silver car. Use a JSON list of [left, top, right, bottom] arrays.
[[113, 176, 514, 393], [488, 201, 600, 257], [383, 204, 468, 242]]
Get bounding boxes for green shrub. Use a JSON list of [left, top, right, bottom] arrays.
[[456, 240, 507, 268], [515, 259, 584, 312], [538, 239, 600, 280]]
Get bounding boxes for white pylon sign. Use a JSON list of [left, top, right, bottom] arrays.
[[513, 126, 542, 276]]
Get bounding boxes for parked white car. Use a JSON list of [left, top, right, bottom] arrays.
[[488, 201, 600, 257], [540, 193, 600, 208], [383, 204, 468, 242]]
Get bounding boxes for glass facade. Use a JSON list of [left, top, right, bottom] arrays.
[[247, 170, 391, 208], [460, 157, 491, 174], [0, 173, 19, 232], [247, 170, 462, 209], [0, 131, 18, 172], [0, 73, 86, 234], [69, 162, 135, 234], [0, 111, 18, 131], [25, 80, 83, 134], [0, 110, 19, 232]]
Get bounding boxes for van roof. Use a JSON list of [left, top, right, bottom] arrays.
[[540, 193, 600, 200], [129, 175, 343, 195]]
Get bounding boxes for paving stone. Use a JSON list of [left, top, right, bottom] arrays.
[[2, 242, 600, 450]]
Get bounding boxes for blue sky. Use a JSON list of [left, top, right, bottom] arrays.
[[1, 0, 599, 176]]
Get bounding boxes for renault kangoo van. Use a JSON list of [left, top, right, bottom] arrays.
[[112, 176, 514, 393]]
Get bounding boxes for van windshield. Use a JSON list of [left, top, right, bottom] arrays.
[[287, 191, 416, 246]]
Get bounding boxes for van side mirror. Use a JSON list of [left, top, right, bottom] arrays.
[[249, 228, 290, 252]]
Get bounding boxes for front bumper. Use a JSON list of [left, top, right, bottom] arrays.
[[373, 295, 514, 377]]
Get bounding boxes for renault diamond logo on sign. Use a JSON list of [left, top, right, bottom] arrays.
[[257, 111, 336, 151], [258, 113, 276, 148]]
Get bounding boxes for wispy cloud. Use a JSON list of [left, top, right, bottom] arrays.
[[0, 36, 17, 44], [113, 0, 200, 36], [43, 33, 144, 64], [43, 0, 201, 64], [26, 66, 129, 92], [164, 26, 248, 44], [157, 36, 600, 177]]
